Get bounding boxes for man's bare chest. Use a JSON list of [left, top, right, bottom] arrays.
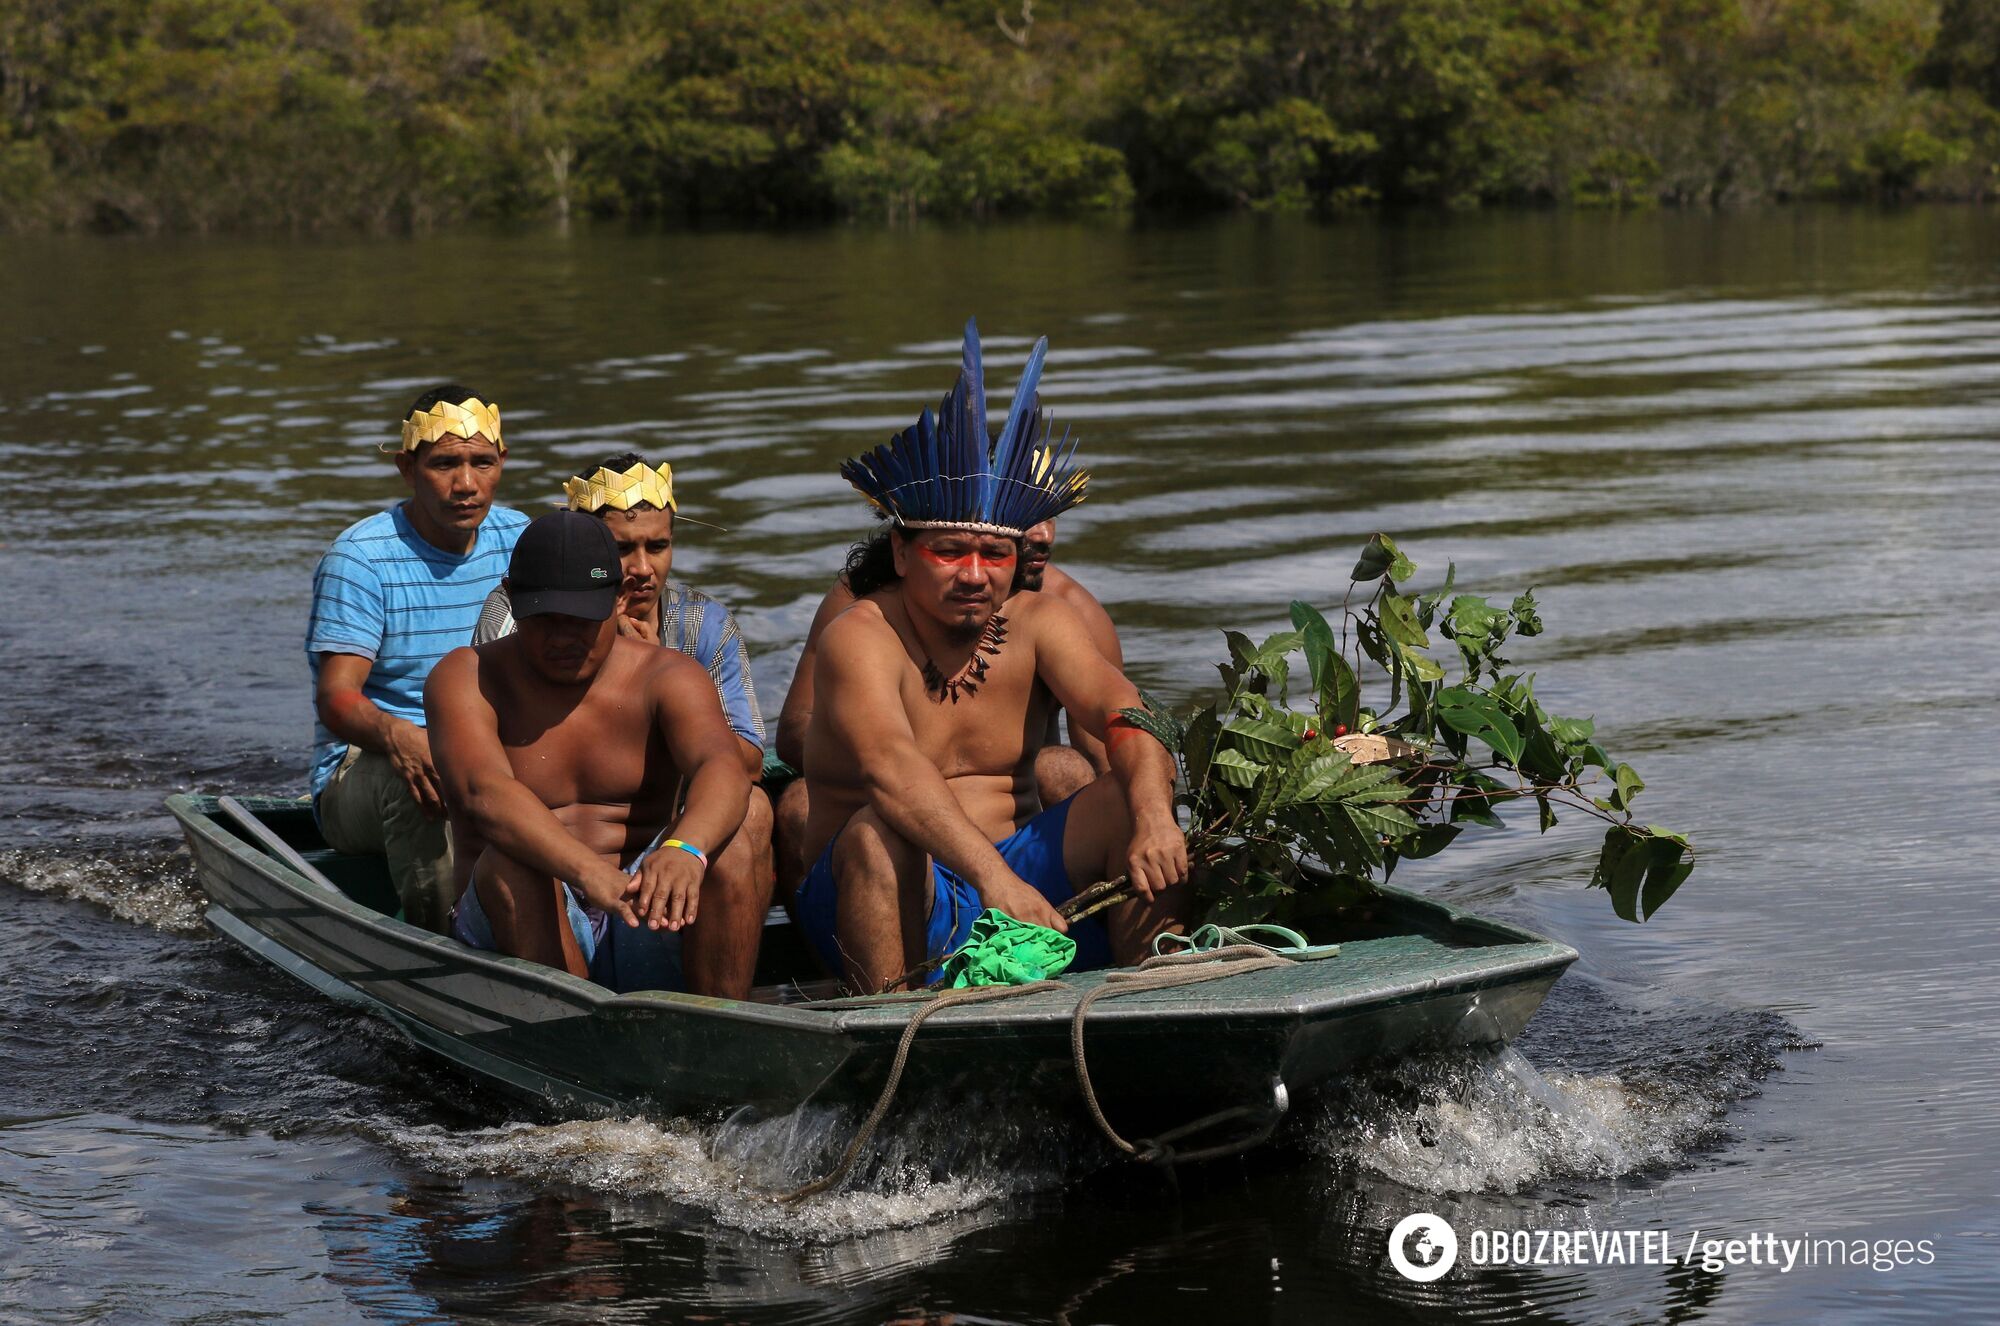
[[497, 695, 669, 807]]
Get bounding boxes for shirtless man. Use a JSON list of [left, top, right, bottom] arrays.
[[468, 452, 774, 945], [426, 511, 756, 996], [793, 319, 1190, 992], [772, 516, 1120, 901]]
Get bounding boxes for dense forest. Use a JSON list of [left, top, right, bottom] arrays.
[[4, 0, 2000, 231]]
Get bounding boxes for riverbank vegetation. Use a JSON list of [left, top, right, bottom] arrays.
[[5, 0, 2000, 231]]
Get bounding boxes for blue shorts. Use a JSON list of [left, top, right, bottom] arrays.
[[450, 837, 686, 994], [793, 793, 1111, 983]]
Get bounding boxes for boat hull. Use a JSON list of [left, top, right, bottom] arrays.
[[170, 794, 1577, 1137]]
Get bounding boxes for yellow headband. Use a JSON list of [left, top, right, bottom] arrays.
[[396, 396, 503, 453], [564, 461, 677, 513]]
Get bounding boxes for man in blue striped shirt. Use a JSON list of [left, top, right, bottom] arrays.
[[306, 385, 527, 932]]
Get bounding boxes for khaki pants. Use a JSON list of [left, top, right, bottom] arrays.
[[317, 745, 455, 933]]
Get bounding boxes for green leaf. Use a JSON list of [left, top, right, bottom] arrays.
[[1115, 704, 1182, 754], [1510, 589, 1544, 637], [1606, 762, 1645, 811], [1397, 822, 1462, 859], [1378, 593, 1429, 649], [1251, 629, 1304, 670], [1351, 534, 1392, 581], [1451, 790, 1505, 828], [1209, 748, 1264, 788], [1180, 706, 1221, 792], [1135, 688, 1187, 746], [1415, 561, 1457, 629], [1536, 792, 1557, 833], [1323, 650, 1361, 730], [1520, 725, 1568, 783], [1445, 594, 1506, 642], [1434, 686, 1524, 765], [1395, 641, 1446, 683], [1341, 798, 1418, 841], [1292, 753, 1402, 803], [1350, 533, 1417, 584], [1290, 601, 1337, 697], [1548, 715, 1596, 747], [1590, 825, 1647, 921], [1221, 716, 1296, 761], [1639, 836, 1692, 919]]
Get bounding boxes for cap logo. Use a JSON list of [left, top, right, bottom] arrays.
[[590, 567, 609, 579]]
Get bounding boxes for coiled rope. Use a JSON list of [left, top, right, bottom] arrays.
[[768, 944, 1289, 1202]]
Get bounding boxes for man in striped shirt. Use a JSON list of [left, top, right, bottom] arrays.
[[306, 385, 526, 933], [470, 452, 773, 997]]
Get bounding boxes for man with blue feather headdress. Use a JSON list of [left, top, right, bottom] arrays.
[[792, 319, 1191, 992]]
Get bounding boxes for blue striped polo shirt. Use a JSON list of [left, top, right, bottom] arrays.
[[305, 502, 528, 795]]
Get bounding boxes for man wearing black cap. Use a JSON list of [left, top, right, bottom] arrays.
[[424, 511, 757, 995]]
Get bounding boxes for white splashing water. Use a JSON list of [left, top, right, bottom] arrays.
[[0, 848, 207, 933], [1305, 1046, 1727, 1194], [383, 1093, 1082, 1242]]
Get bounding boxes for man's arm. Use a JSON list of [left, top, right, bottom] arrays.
[[815, 609, 1067, 931], [1034, 599, 1187, 898], [424, 647, 639, 922], [1048, 569, 1124, 773], [630, 656, 753, 930], [307, 541, 452, 812], [316, 654, 446, 818], [773, 579, 858, 770]]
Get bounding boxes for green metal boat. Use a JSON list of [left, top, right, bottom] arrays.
[[167, 793, 1576, 1154]]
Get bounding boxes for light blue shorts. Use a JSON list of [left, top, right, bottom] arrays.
[[450, 836, 685, 993]]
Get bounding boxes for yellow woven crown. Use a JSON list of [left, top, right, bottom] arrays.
[[564, 461, 677, 513], [397, 396, 502, 453]]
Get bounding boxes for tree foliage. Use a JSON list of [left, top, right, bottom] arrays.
[[2, 0, 1997, 230], [1115, 534, 1694, 928]]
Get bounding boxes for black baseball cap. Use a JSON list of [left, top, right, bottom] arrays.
[[508, 511, 620, 621]]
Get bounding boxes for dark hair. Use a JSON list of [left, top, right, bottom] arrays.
[[404, 382, 480, 417], [842, 527, 900, 597], [577, 450, 645, 480]]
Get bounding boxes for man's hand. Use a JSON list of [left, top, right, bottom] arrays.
[[632, 846, 705, 931], [977, 872, 1069, 933], [571, 859, 642, 929], [385, 719, 447, 819], [1123, 809, 1189, 900], [615, 612, 653, 641]]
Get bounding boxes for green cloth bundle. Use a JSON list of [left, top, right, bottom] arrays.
[[941, 909, 1076, 987]]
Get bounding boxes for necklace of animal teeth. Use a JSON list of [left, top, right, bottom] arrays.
[[921, 613, 1009, 703]]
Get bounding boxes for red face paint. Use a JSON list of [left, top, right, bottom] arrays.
[[918, 545, 1016, 571]]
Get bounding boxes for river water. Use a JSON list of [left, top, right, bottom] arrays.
[[2, 210, 1996, 1323]]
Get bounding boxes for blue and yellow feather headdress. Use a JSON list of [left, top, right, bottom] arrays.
[[840, 318, 1088, 538]]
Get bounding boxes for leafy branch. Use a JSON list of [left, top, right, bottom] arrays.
[[1099, 534, 1694, 929]]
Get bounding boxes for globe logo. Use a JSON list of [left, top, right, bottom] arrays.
[[1388, 1212, 1459, 1282]]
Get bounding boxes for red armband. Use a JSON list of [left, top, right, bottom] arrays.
[[1104, 712, 1149, 750]]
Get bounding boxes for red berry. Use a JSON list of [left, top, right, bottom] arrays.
[[1334, 724, 1349, 737], [1302, 728, 1317, 740]]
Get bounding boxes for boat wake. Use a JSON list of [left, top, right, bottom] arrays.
[[381, 985, 1808, 1242], [0, 844, 206, 933], [381, 1088, 1084, 1242], [1301, 987, 1809, 1196]]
